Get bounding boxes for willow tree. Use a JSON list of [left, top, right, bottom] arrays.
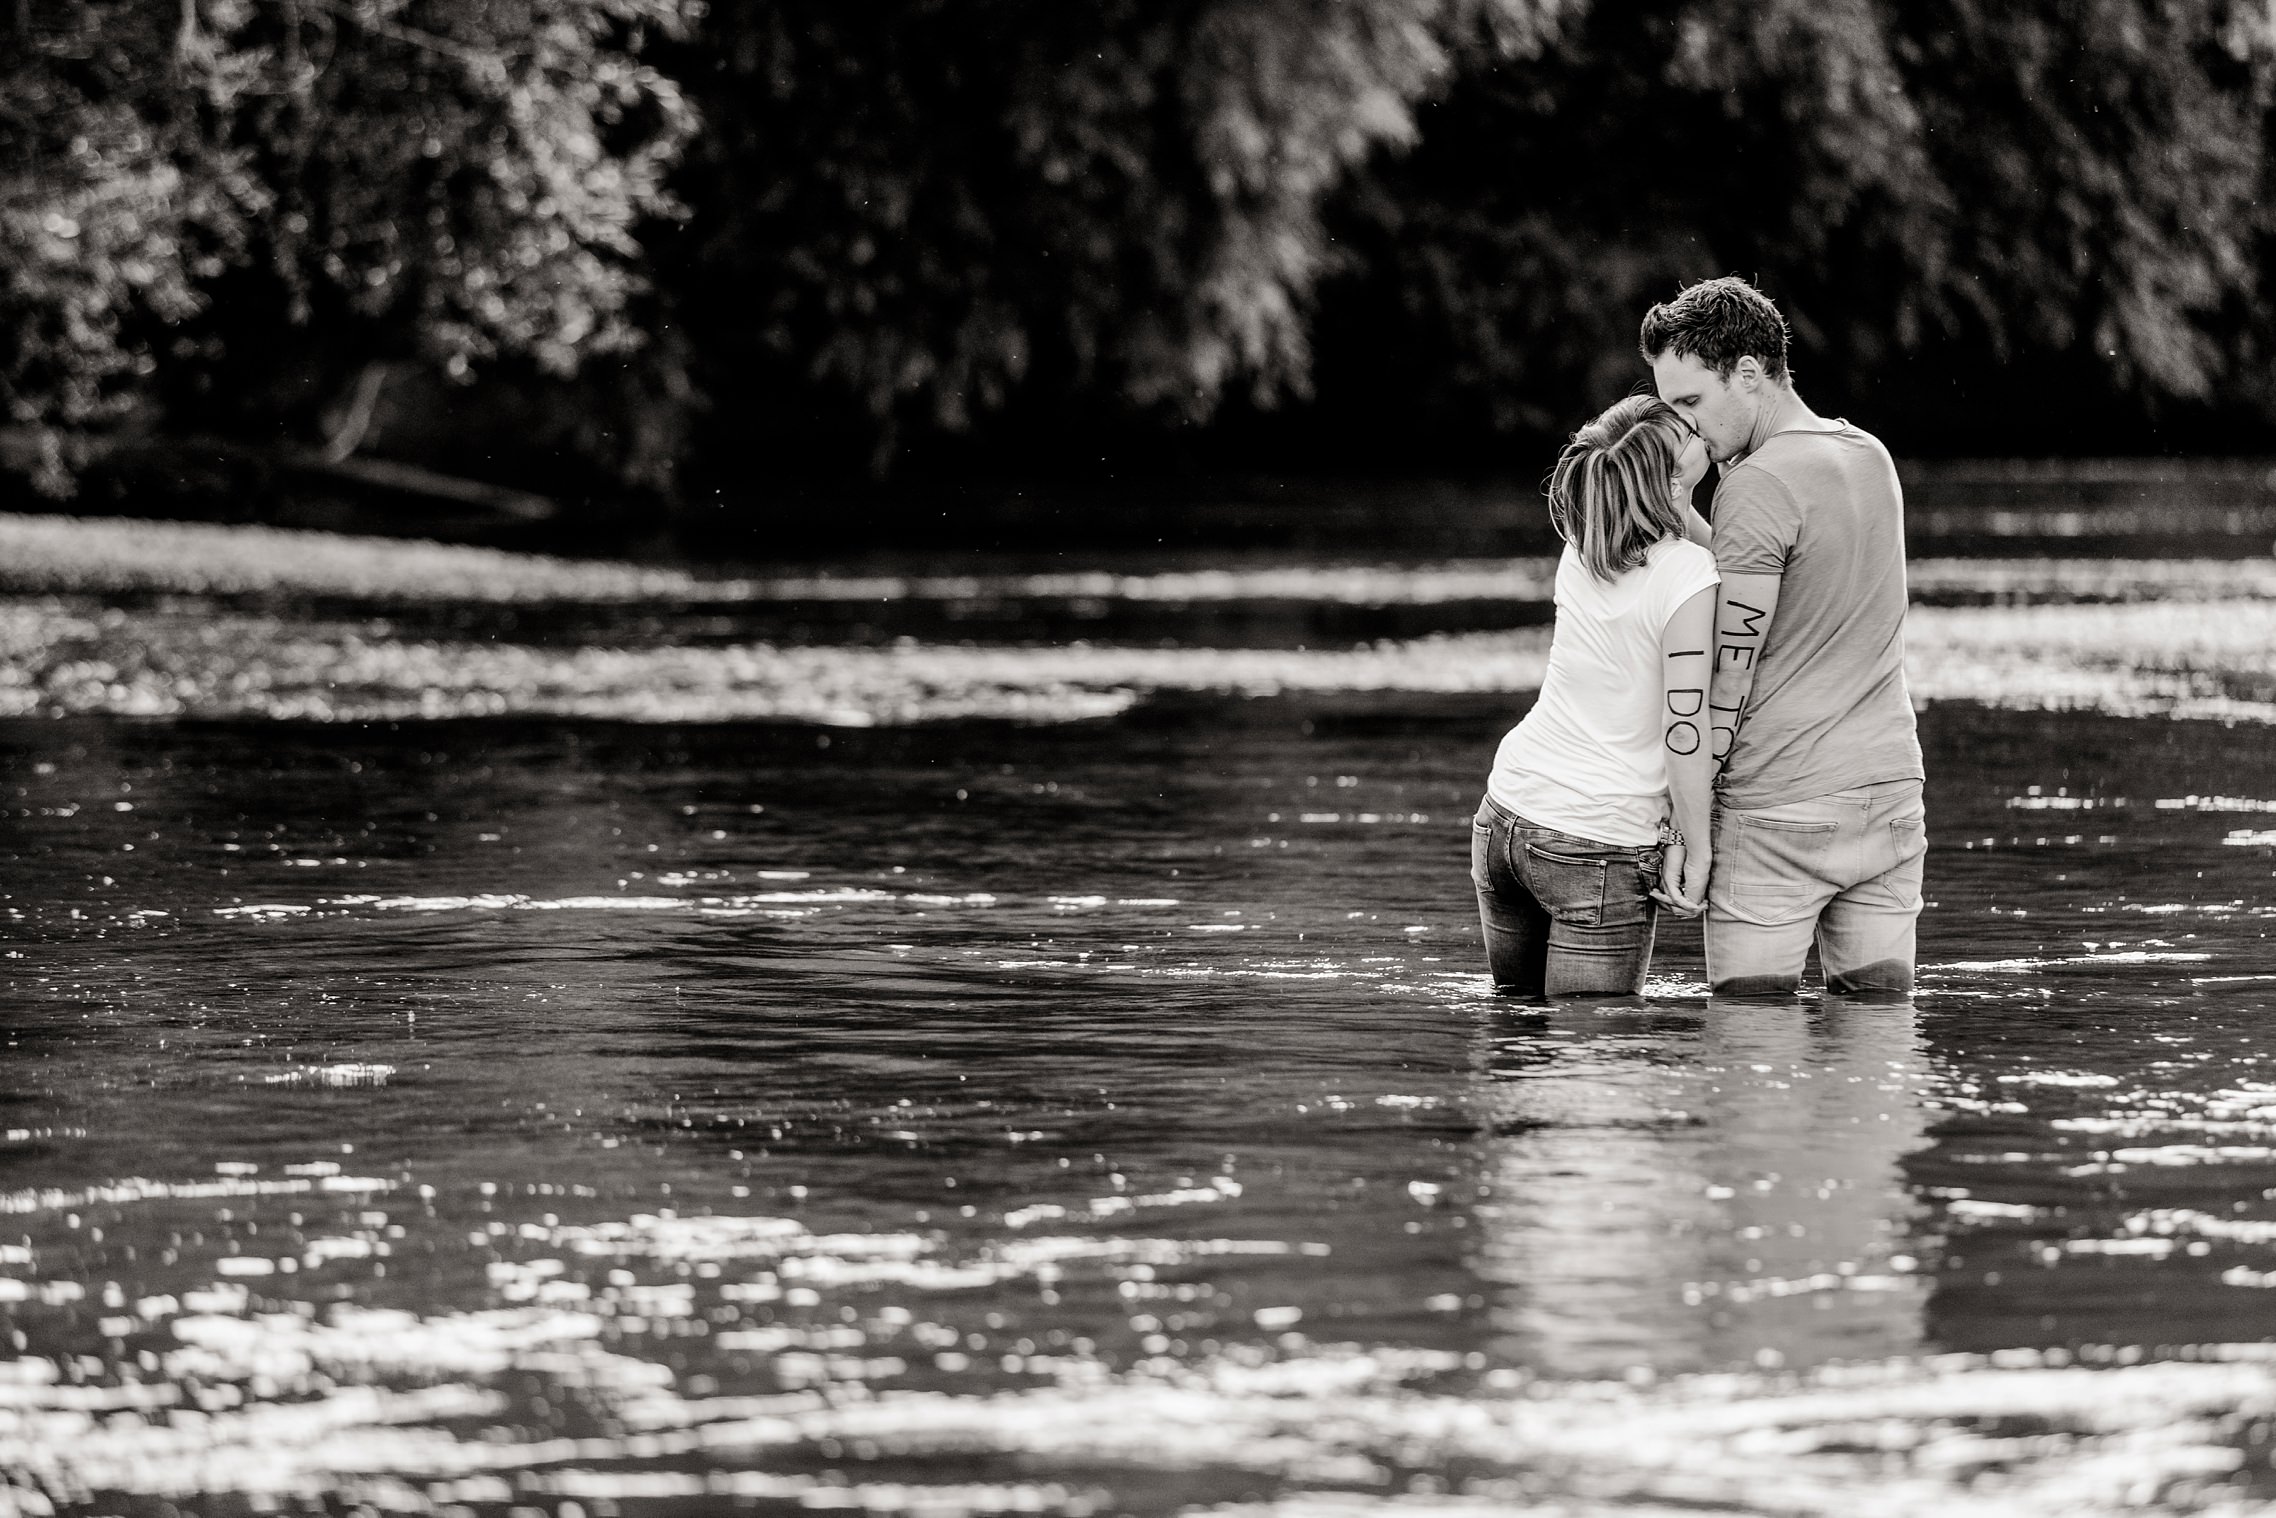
[[1309, 0, 2276, 457], [0, 0, 694, 493], [661, 0, 1569, 478]]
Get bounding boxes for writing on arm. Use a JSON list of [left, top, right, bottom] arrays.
[[1659, 586, 1719, 851], [1664, 649, 1705, 756], [1709, 571, 1783, 766]]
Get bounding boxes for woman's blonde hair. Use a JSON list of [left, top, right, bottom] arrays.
[[1544, 394, 1692, 581]]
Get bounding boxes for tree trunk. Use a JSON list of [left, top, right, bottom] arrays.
[[319, 360, 393, 464]]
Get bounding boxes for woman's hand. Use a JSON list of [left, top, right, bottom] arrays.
[[1652, 840, 1710, 917]]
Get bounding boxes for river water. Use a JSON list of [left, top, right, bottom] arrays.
[[5, 529, 2276, 1515]]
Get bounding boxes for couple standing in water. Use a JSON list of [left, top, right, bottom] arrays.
[[1474, 276, 1926, 999]]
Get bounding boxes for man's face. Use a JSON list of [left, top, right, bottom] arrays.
[[1651, 350, 1754, 465]]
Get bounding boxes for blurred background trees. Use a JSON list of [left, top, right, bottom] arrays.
[[1, 0, 693, 497], [7, 0, 2276, 522], [655, 0, 1561, 487], [1283, 0, 2276, 467]]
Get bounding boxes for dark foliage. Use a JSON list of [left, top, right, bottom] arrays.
[[8, 0, 2276, 511], [1296, 0, 2276, 463]]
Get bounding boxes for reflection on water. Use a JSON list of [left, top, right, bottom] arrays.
[[6, 506, 2276, 1512], [1473, 1002, 1932, 1377], [3, 695, 2276, 1513]]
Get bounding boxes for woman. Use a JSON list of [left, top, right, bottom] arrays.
[[1472, 395, 1718, 997]]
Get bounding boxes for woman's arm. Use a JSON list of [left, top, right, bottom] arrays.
[[1681, 503, 1713, 548], [1657, 585, 1717, 913]]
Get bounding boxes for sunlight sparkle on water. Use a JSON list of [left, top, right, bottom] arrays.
[[10, 524, 2276, 1512]]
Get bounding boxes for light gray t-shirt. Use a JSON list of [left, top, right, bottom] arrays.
[[1711, 422, 1923, 807]]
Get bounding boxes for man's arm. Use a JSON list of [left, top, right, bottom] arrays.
[[1710, 571, 1783, 769]]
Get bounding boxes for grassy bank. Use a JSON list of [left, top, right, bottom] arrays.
[[2, 513, 2273, 726]]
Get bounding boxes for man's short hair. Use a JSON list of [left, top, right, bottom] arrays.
[[1639, 276, 1790, 383]]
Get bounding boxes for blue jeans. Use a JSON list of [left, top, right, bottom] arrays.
[[1471, 796, 1662, 998], [1705, 778, 1927, 997]]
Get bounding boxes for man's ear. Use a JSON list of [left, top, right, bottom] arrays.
[[1732, 355, 1764, 392]]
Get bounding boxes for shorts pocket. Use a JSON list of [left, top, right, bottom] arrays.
[[1882, 816, 1927, 909], [1728, 812, 1838, 897], [1520, 843, 1610, 926]]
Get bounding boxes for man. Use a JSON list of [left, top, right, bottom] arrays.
[[1640, 276, 1926, 996]]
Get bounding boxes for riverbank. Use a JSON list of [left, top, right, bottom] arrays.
[[4, 513, 2274, 727], [15, 455, 2276, 560]]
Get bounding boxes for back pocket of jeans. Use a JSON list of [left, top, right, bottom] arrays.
[[1730, 813, 1838, 897], [1521, 844, 1608, 926]]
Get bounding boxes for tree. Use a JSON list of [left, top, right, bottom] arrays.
[[1302, 0, 2276, 460], [14, 0, 2270, 511], [0, 0, 695, 494], [660, 0, 1565, 479], [1876, 0, 2270, 441]]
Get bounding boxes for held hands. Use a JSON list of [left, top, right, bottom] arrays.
[[1651, 839, 1711, 917]]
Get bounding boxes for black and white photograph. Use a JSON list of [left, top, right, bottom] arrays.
[[6, 1, 2276, 1512]]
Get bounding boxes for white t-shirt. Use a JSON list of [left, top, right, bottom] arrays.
[[1487, 536, 1720, 846]]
